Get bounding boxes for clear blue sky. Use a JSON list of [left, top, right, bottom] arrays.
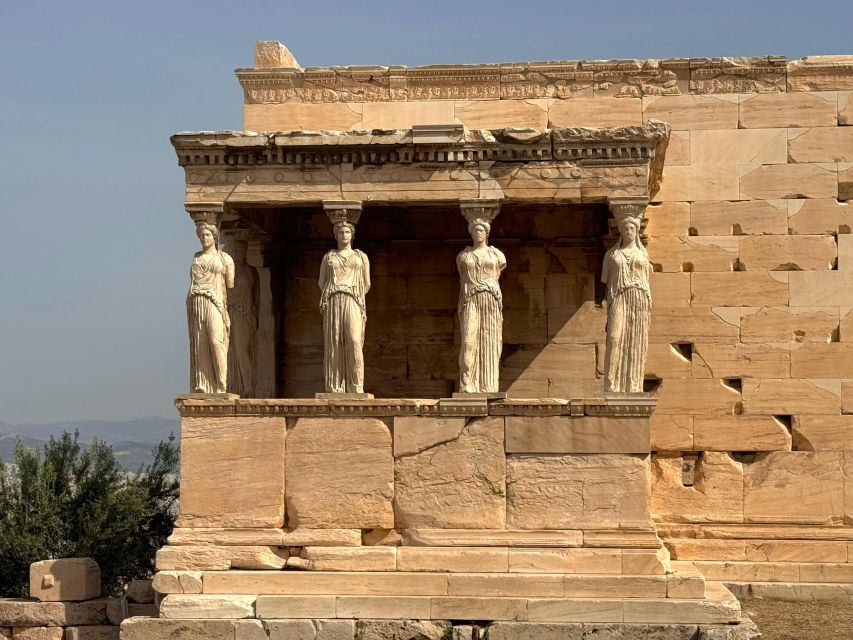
[[1, 0, 850, 423]]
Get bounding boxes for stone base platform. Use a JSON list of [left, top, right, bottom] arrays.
[[121, 613, 760, 640], [152, 396, 755, 637]]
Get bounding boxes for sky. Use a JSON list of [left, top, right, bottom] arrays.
[[1, 0, 851, 423]]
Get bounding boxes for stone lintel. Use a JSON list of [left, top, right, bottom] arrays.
[[174, 397, 656, 419]]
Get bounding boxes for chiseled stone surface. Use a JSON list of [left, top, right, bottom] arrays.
[[155, 545, 287, 571], [355, 620, 451, 640], [697, 620, 761, 640], [255, 596, 337, 619], [395, 417, 506, 529], [10, 629, 62, 640], [393, 417, 466, 457], [281, 529, 362, 547], [397, 547, 509, 573], [0, 601, 106, 627], [743, 451, 845, 524], [505, 416, 649, 454], [235, 620, 267, 640], [168, 528, 285, 546], [335, 596, 431, 620], [506, 454, 651, 529], [286, 418, 394, 529], [120, 618, 236, 640], [152, 571, 203, 595], [299, 547, 396, 571], [739, 91, 837, 128], [63, 627, 118, 640], [159, 595, 255, 620], [179, 416, 285, 528], [652, 453, 743, 524], [401, 529, 583, 547], [485, 621, 583, 640], [29, 558, 100, 603], [124, 580, 154, 605]]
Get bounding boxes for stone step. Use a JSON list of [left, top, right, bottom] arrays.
[[154, 544, 671, 574], [402, 528, 661, 548], [199, 571, 688, 599], [667, 536, 850, 562], [667, 562, 706, 599], [297, 546, 670, 574], [659, 523, 853, 541], [695, 559, 853, 583], [158, 583, 739, 624]]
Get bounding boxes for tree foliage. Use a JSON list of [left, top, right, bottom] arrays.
[[0, 431, 179, 597]]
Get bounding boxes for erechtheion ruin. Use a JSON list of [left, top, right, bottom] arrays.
[[125, 42, 853, 639]]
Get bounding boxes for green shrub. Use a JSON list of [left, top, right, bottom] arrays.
[[0, 431, 179, 597]]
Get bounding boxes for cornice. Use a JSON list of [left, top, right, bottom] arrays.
[[171, 122, 669, 170]]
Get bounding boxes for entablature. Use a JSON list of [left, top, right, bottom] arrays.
[[170, 122, 670, 207]]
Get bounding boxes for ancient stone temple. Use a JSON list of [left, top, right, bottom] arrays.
[[123, 42, 853, 640]]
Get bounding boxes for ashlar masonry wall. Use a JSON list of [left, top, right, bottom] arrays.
[[236, 46, 853, 584]]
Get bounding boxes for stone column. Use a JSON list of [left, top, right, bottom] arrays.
[[601, 196, 652, 394], [221, 227, 261, 398], [455, 199, 507, 398], [248, 235, 276, 398]]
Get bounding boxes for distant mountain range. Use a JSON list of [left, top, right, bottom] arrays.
[[0, 416, 180, 470]]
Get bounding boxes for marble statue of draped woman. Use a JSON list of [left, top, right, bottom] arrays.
[[601, 217, 652, 393], [187, 223, 234, 394], [318, 222, 371, 394], [457, 220, 506, 394]]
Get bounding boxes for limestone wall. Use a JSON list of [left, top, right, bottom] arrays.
[[271, 204, 605, 399], [236, 48, 853, 581]]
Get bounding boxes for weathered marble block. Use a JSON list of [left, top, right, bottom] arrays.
[[179, 416, 285, 528], [506, 454, 652, 530], [394, 417, 506, 529], [285, 418, 394, 528], [29, 558, 100, 602]]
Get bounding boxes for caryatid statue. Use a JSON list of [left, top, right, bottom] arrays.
[[601, 197, 652, 394], [457, 199, 506, 394], [318, 201, 371, 394], [187, 218, 234, 394], [223, 233, 259, 397]]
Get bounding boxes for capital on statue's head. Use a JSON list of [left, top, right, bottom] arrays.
[[322, 200, 363, 227]]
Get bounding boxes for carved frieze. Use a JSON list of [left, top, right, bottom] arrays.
[[500, 61, 594, 99], [689, 56, 787, 94], [235, 55, 810, 103], [592, 59, 688, 98]]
